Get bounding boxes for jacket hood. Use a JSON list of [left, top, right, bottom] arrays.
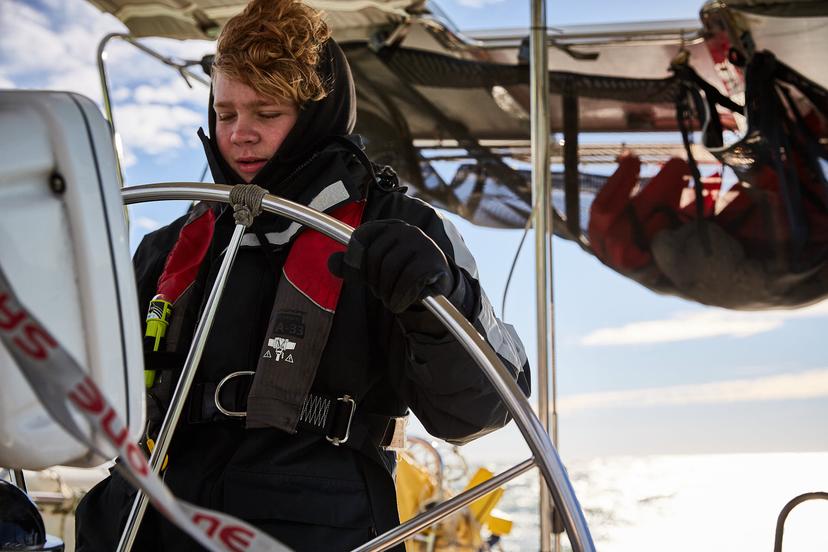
[[199, 38, 357, 195]]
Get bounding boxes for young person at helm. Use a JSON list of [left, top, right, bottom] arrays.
[[76, 1, 530, 550]]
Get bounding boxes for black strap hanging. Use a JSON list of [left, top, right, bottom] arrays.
[[675, 83, 712, 255], [563, 92, 581, 238]]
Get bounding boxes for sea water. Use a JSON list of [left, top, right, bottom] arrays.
[[6, 452, 828, 551], [489, 452, 828, 552]]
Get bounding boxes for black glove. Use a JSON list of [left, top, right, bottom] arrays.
[[328, 219, 454, 313]]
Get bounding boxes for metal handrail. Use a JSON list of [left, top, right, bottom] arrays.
[[529, 0, 557, 549], [120, 182, 595, 552], [773, 492, 828, 552]]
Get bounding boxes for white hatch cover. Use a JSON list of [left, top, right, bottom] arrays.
[[0, 90, 144, 470]]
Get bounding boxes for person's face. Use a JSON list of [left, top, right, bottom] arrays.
[[213, 72, 299, 182]]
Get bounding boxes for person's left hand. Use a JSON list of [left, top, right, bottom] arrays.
[[328, 219, 454, 313]]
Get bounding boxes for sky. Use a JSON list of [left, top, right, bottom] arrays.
[[1, 0, 827, 464]]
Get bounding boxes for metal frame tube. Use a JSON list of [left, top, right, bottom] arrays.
[[530, 0, 558, 550], [774, 492, 828, 552], [97, 33, 123, 135], [116, 221, 247, 552], [10, 469, 27, 493], [97, 33, 127, 185], [121, 183, 594, 552], [421, 294, 588, 552], [354, 459, 536, 552]]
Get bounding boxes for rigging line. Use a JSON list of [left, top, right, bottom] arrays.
[[500, 213, 533, 321]]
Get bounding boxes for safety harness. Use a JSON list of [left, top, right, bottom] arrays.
[[143, 180, 406, 451]]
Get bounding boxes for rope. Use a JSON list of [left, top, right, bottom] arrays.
[[229, 184, 267, 227]]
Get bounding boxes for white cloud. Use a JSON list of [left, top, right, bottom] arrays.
[[0, 1, 131, 108], [0, 5, 72, 75], [120, 146, 138, 168], [45, 65, 107, 105], [133, 78, 209, 106], [134, 217, 161, 231], [0, 0, 210, 156], [0, 0, 123, 78], [559, 369, 828, 413], [455, 0, 506, 6], [142, 37, 214, 63], [115, 103, 204, 157], [112, 88, 131, 102], [0, 0, 216, 182], [580, 301, 828, 346]]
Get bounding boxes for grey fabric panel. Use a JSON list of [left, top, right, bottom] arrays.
[[727, 0, 828, 17], [426, 203, 526, 372], [475, 289, 527, 373], [433, 210, 479, 279], [246, 276, 335, 432], [244, 179, 350, 430]]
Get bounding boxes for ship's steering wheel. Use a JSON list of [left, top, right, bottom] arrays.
[[121, 182, 595, 552]]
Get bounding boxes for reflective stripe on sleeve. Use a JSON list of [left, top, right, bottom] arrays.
[[431, 208, 527, 372]]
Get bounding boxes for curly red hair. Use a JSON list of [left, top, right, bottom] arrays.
[[214, 0, 331, 105]]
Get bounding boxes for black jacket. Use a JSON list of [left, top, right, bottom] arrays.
[[76, 141, 530, 552]]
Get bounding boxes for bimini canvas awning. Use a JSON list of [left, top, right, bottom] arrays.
[[87, 0, 828, 309], [723, 0, 828, 17], [85, 0, 410, 41]]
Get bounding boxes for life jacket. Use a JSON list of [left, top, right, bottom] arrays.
[[143, 180, 375, 435]]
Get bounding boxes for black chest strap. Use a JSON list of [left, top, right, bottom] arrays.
[[182, 372, 406, 451]]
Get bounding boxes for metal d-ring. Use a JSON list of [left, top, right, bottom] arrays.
[[325, 394, 356, 446], [214, 370, 255, 417]]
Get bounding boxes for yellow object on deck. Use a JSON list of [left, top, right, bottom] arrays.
[[485, 509, 513, 536], [464, 468, 502, 523], [463, 468, 513, 536], [396, 453, 437, 524], [395, 455, 512, 551]]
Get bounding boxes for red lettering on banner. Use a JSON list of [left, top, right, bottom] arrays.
[[0, 293, 25, 330], [13, 324, 57, 360], [192, 512, 220, 538], [124, 443, 149, 477], [220, 525, 254, 552], [0, 294, 56, 361], [101, 408, 128, 448], [68, 378, 105, 414]]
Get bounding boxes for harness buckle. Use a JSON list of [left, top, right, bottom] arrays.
[[326, 395, 356, 446], [214, 371, 255, 418]]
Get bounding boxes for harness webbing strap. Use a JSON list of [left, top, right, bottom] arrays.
[[184, 375, 401, 450], [245, 200, 367, 433]]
